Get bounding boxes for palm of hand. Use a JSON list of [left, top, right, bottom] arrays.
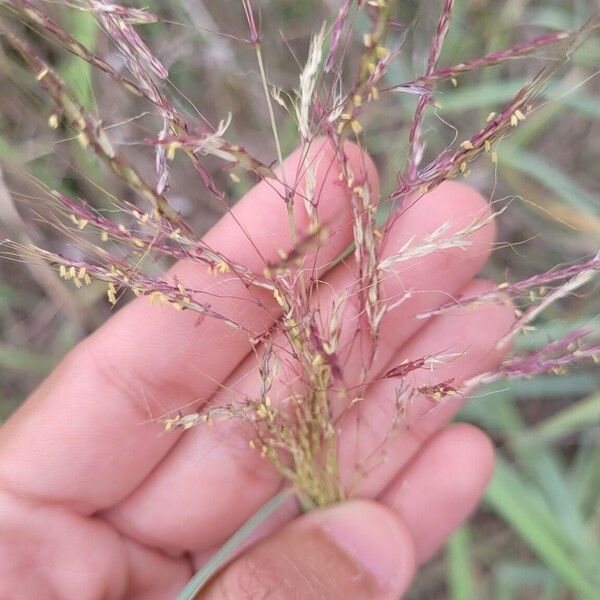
[[0, 142, 512, 599]]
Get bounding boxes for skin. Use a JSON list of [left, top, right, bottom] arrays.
[[0, 140, 514, 599]]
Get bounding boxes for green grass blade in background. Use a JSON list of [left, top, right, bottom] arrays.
[[485, 458, 600, 598], [570, 433, 600, 517], [494, 563, 564, 600], [517, 394, 600, 447], [60, 9, 98, 108], [437, 79, 599, 118], [500, 146, 599, 216], [0, 343, 55, 376], [467, 387, 599, 557], [446, 526, 474, 600]]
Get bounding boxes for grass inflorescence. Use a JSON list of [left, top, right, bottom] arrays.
[[0, 0, 598, 555]]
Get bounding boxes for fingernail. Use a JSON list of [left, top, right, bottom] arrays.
[[318, 500, 415, 593]]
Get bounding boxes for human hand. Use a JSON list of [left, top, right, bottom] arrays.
[[0, 140, 513, 599]]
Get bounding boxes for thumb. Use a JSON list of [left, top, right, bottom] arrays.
[[200, 500, 416, 599]]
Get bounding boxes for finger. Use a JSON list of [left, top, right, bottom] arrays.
[[338, 278, 513, 497], [0, 139, 378, 511], [106, 183, 495, 552], [380, 423, 495, 563], [200, 500, 415, 600], [123, 539, 192, 600], [0, 487, 191, 599], [0, 488, 129, 598]]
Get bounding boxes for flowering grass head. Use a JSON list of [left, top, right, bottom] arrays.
[[0, 0, 598, 513]]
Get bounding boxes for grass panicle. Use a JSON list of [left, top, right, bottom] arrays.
[[1, 4, 599, 591]]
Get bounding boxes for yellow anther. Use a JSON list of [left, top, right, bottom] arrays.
[[77, 132, 89, 148], [215, 260, 230, 273], [273, 289, 285, 308], [350, 119, 363, 134], [167, 142, 181, 161], [374, 45, 389, 60]]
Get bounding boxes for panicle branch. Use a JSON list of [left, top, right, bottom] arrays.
[[0, 18, 187, 230], [406, 0, 454, 182], [419, 252, 600, 320], [7, 0, 147, 97]]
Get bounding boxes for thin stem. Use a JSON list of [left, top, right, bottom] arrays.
[[254, 41, 308, 313], [255, 45, 285, 180], [255, 44, 297, 240], [407, 0, 455, 181], [174, 489, 295, 599]]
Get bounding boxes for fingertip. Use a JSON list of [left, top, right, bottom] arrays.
[[410, 180, 496, 248], [381, 423, 495, 563], [314, 500, 416, 596], [268, 137, 379, 268], [449, 277, 518, 356], [339, 138, 380, 199], [424, 180, 489, 213], [202, 499, 416, 599], [298, 137, 380, 225], [444, 423, 495, 486]]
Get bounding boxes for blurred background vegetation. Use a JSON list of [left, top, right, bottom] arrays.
[[0, 1, 598, 598]]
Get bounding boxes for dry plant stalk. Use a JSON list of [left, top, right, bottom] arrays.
[[0, 0, 598, 508]]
